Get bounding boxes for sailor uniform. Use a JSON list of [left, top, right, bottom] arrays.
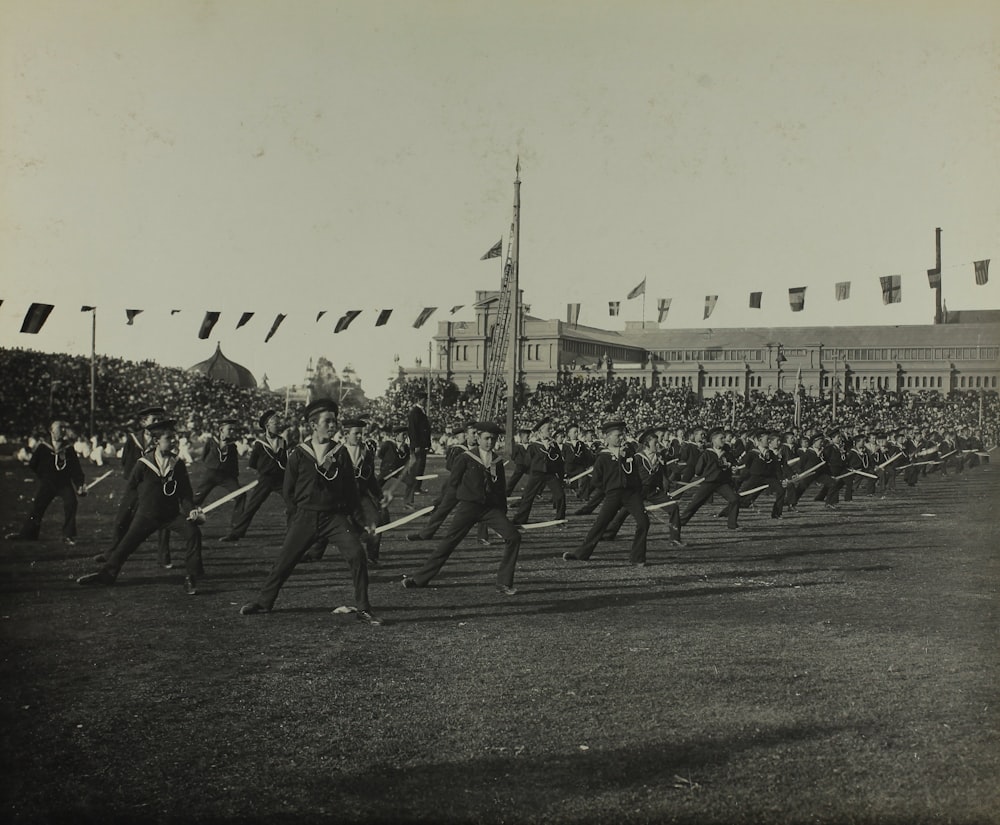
[[226, 434, 289, 540], [511, 438, 566, 524], [98, 454, 203, 581], [406, 447, 521, 589], [193, 436, 242, 506], [679, 447, 740, 529], [570, 446, 649, 564], [249, 441, 373, 612], [13, 439, 85, 540]]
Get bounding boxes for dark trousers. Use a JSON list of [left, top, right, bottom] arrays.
[[876, 467, 897, 493], [307, 496, 388, 561], [606, 493, 680, 541], [573, 487, 605, 515], [512, 473, 565, 523], [110, 485, 170, 564], [227, 476, 285, 539], [505, 467, 526, 495], [402, 449, 428, 504], [254, 510, 370, 611], [410, 502, 521, 588], [17, 483, 77, 539], [193, 472, 242, 508], [811, 474, 846, 504], [681, 482, 739, 529], [575, 489, 649, 563], [103, 513, 203, 580], [738, 476, 786, 517]]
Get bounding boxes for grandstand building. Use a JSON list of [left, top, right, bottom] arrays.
[[422, 292, 1000, 399]]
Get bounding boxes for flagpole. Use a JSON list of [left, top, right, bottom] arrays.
[[505, 159, 521, 458], [88, 307, 96, 436], [933, 227, 943, 325]]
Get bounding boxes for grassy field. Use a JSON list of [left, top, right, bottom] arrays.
[[1, 455, 998, 824]]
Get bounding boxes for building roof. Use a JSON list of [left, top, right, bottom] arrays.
[[628, 323, 1000, 350], [187, 344, 258, 388]]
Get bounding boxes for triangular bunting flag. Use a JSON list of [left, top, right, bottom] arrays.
[[198, 311, 221, 339], [449, 305, 464, 315], [789, 287, 806, 312], [80, 305, 96, 312], [608, 301, 620, 317], [316, 311, 327, 322], [236, 312, 254, 329], [480, 238, 502, 260], [125, 309, 143, 326], [703, 295, 718, 320], [170, 310, 181, 315], [749, 292, 762, 309], [20, 303, 54, 334], [264, 313, 286, 343], [413, 307, 437, 329], [627, 278, 645, 300], [975, 260, 990, 285], [835, 281, 851, 301], [657, 298, 671, 323], [334, 310, 362, 333], [880, 275, 902, 305], [375, 309, 392, 327], [566, 303, 581, 326]]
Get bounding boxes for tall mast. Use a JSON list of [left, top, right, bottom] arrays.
[[504, 159, 521, 457]]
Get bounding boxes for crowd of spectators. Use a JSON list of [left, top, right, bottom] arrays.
[[2, 349, 997, 465]]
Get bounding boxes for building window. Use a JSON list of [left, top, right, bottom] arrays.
[[735, 376, 740, 387]]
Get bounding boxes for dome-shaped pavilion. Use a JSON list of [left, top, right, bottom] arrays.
[[187, 343, 257, 388]]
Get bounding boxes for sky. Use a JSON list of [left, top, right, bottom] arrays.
[[2, 0, 998, 396]]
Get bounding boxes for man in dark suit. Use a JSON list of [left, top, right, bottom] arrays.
[[401, 401, 431, 506]]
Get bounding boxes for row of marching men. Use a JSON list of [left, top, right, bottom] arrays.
[[5, 402, 991, 623]]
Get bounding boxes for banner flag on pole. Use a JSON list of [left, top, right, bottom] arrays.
[[198, 311, 221, 339], [264, 313, 286, 342], [480, 238, 502, 260], [566, 303, 581, 326], [975, 259, 990, 285], [749, 292, 762, 309], [880, 275, 902, 304], [627, 278, 646, 300], [81, 305, 96, 312], [835, 281, 851, 301], [334, 310, 362, 333], [703, 295, 718, 320], [927, 267, 941, 289], [125, 309, 143, 325], [789, 287, 806, 312], [413, 307, 437, 329], [236, 312, 254, 329], [316, 311, 327, 322], [449, 305, 464, 314], [375, 309, 392, 327], [20, 303, 54, 334], [608, 301, 620, 317], [657, 298, 671, 323]]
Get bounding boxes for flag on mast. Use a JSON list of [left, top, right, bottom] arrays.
[[657, 298, 671, 323], [627, 278, 646, 300], [974, 260, 990, 285], [480, 239, 502, 260]]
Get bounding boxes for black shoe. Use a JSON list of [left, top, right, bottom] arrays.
[[669, 537, 687, 547], [401, 576, 419, 589], [183, 576, 198, 595], [825, 503, 839, 510], [495, 584, 517, 596], [405, 533, 424, 542], [630, 561, 648, 567], [92, 552, 108, 564], [77, 571, 114, 586], [367, 556, 380, 567], [561, 552, 582, 562], [219, 535, 239, 543], [239, 602, 269, 615], [63, 536, 77, 547], [356, 609, 384, 625], [478, 538, 491, 546]]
